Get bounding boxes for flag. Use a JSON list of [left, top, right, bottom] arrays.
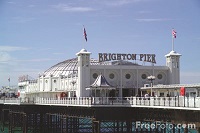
[[83, 27, 87, 42], [172, 29, 177, 38], [8, 77, 10, 82]]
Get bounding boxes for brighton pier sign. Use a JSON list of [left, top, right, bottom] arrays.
[[98, 53, 156, 63]]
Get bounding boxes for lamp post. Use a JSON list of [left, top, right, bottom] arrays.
[[147, 75, 155, 96], [71, 80, 76, 97]]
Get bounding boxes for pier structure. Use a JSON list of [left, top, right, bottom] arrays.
[[2, 47, 198, 133], [18, 48, 182, 100], [0, 97, 200, 133]]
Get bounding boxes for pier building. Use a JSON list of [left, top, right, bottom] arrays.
[[18, 49, 181, 99]]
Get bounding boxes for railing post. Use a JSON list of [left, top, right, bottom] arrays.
[[164, 97, 165, 106], [175, 96, 176, 107], [132, 97, 133, 105], [135, 97, 137, 105], [149, 97, 150, 106], [178, 95, 179, 107], [112, 97, 114, 105], [184, 96, 185, 107], [194, 96, 195, 108]]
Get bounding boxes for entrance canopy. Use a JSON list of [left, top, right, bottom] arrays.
[[86, 74, 115, 97], [87, 74, 115, 90]]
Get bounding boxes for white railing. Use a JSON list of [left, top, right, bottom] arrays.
[[0, 96, 200, 109], [0, 98, 21, 104]]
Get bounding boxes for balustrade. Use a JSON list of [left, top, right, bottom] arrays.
[[0, 96, 200, 109]]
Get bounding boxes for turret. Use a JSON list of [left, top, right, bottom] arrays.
[[76, 49, 91, 97], [165, 51, 181, 84]]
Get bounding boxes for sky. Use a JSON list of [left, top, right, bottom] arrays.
[[0, 0, 200, 86]]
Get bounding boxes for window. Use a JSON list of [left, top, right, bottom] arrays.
[[125, 74, 131, 79], [93, 73, 98, 79], [157, 74, 162, 80], [109, 73, 115, 79], [141, 74, 147, 79], [160, 93, 164, 97], [54, 80, 56, 83]]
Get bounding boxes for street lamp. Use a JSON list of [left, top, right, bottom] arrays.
[[147, 75, 155, 96], [71, 80, 76, 97]]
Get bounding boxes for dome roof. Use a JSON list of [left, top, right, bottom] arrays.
[[43, 58, 78, 77], [42, 58, 109, 77], [42, 56, 140, 77]]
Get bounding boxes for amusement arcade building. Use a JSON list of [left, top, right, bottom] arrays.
[[18, 49, 181, 99]]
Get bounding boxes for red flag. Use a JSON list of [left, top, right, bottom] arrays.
[[83, 27, 87, 42], [172, 29, 177, 38], [180, 87, 185, 96]]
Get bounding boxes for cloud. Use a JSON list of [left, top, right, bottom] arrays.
[[104, 0, 147, 6], [28, 5, 35, 8], [135, 18, 173, 22], [7, 1, 16, 4], [51, 4, 95, 12], [0, 46, 30, 52], [138, 11, 152, 14], [14, 58, 58, 62], [0, 46, 30, 63], [53, 52, 65, 55], [11, 17, 35, 23], [0, 52, 11, 63]]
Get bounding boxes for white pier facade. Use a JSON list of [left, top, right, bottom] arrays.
[[17, 49, 182, 100]]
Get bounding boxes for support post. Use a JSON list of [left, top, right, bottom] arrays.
[[92, 118, 99, 133], [23, 113, 27, 133]]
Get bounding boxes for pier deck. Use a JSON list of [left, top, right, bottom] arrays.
[[0, 97, 200, 133], [1, 96, 200, 110]]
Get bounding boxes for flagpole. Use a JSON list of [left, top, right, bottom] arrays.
[[172, 28, 176, 51], [83, 38, 85, 49], [172, 33, 174, 51], [8, 77, 10, 87], [83, 25, 84, 49], [83, 25, 87, 49]]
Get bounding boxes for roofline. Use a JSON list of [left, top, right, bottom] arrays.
[[141, 83, 200, 90]]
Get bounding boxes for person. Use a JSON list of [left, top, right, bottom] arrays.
[[144, 93, 150, 100], [73, 94, 76, 100], [144, 93, 149, 98]]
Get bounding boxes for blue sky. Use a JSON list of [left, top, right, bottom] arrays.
[[0, 0, 200, 86]]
